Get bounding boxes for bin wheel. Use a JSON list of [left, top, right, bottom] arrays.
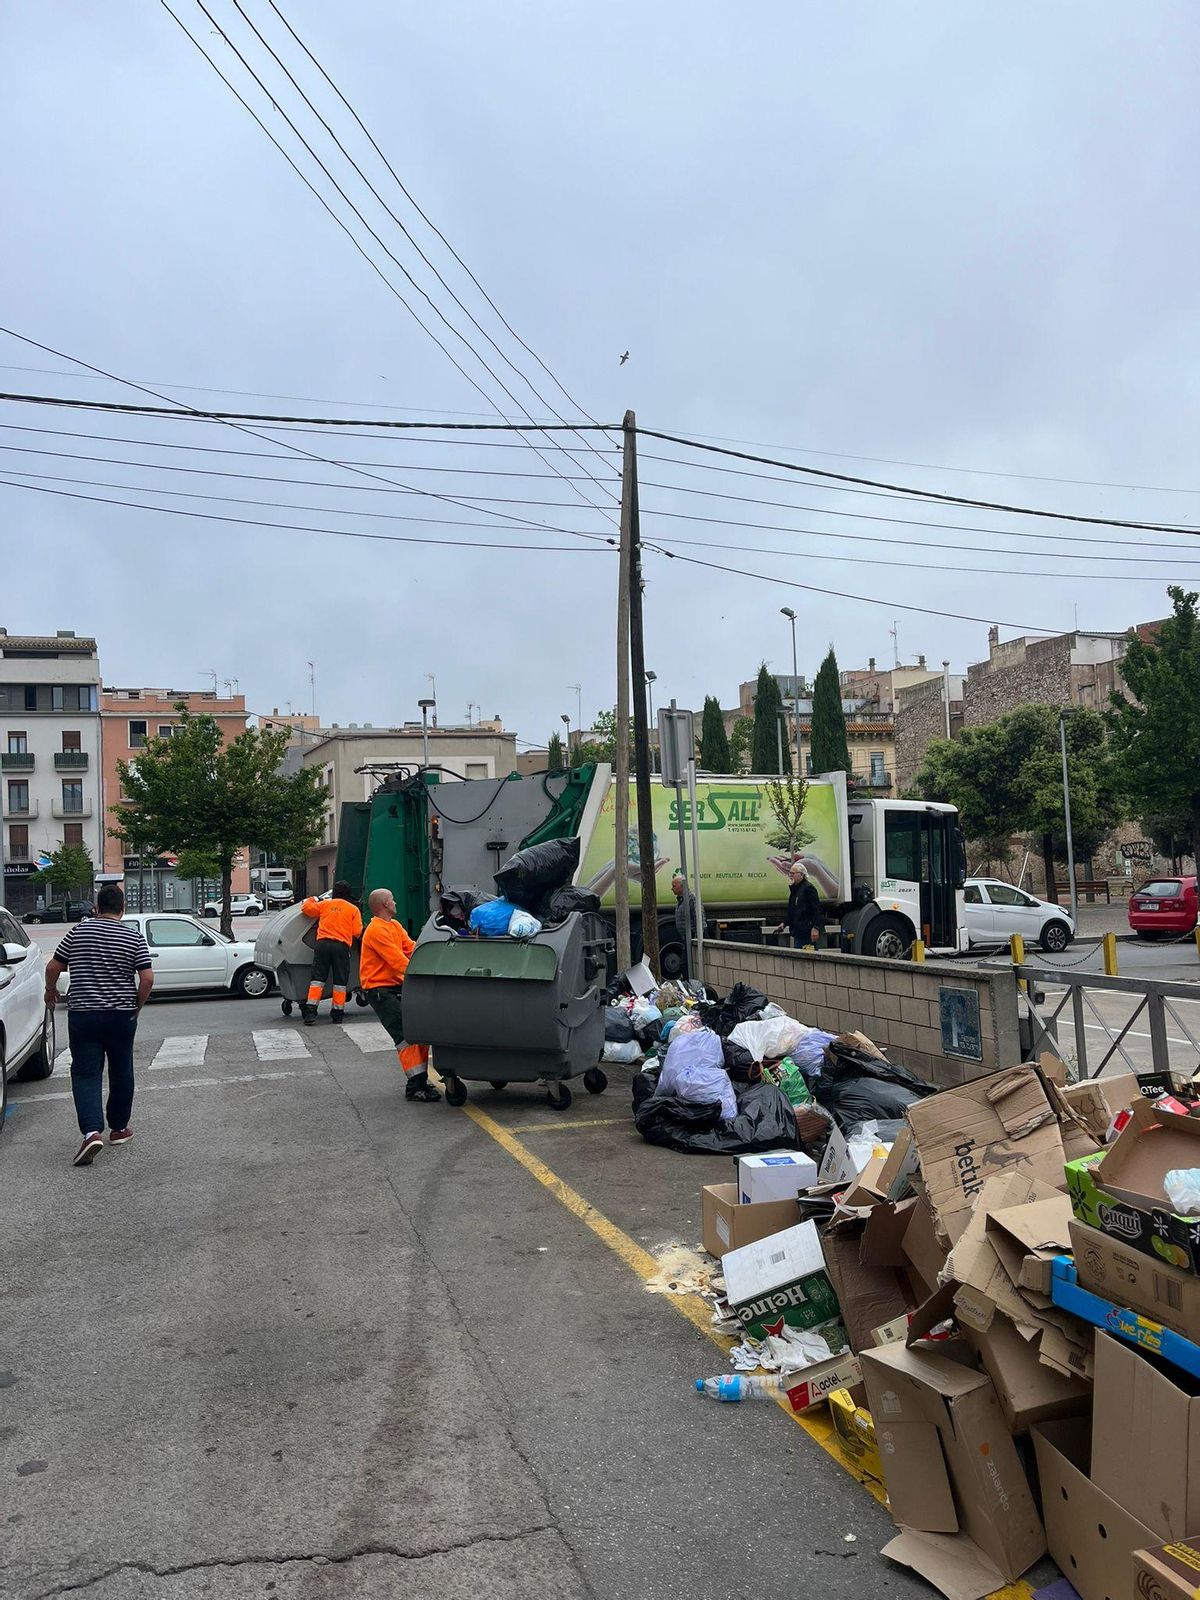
[[583, 1067, 608, 1095], [281, 999, 294, 1016], [547, 1081, 572, 1112], [355, 991, 370, 1008], [489, 1079, 508, 1090], [444, 1077, 468, 1108]]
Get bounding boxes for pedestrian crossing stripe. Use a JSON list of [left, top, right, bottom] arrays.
[[150, 1035, 208, 1070], [138, 1020, 397, 1072], [252, 1028, 310, 1061]]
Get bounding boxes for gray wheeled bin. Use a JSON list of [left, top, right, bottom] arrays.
[[401, 911, 608, 1110]]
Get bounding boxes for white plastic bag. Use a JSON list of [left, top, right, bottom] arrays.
[[1165, 1169, 1200, 1216], [507, 909, 543, 938], [845, 1119, 892, 1177], [728, 1014, 811, 1063], [657, 1027, 737, 1120], [602, 1039, 643, 1064]]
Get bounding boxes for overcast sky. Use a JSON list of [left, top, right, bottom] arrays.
[[4, 2, 1199, 744]]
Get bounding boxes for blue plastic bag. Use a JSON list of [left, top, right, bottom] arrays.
[[469, 898, 523, 937]]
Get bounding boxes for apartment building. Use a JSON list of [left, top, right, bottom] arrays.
[[0, 629, 103, 917]]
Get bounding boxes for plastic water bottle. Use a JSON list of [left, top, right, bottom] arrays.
[[695, 1375, 785, 1402]]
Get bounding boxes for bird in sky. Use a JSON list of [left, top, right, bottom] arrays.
[[619, 350, 629, 365]]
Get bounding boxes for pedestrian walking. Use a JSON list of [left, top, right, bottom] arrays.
[[777, 861, 823, 950], [42, 883, 154, 1167], [300, 880, 363, 1024], [358, 888, 439, 1102], [672, 871, 698, 979]]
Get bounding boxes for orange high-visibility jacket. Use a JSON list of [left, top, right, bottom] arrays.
[[358, 916, 417, 990], [301, 896, 363, 946]]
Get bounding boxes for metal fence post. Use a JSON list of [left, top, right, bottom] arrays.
[[1147, 990, 1171, 1077]]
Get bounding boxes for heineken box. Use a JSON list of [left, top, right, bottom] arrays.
[[1067, 1142, 1200, 1277], [722, 1220, 845, 1341]]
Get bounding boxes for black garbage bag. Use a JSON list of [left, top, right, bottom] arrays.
[[494, 837, 581, 913], [722, 1038, 761, 1085], [545, 884, 602, 921], [631, 1063, 661, 1109], [634, 1079, 801, 1155], [604, 1009, 636, 1044], [813, 1047, 937, 1132], [696, 982, 770, 1037], [437, 885, 493, 929]]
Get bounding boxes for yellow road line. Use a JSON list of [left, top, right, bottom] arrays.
[[462, 1100, 1036, 1600], [502, 1117, 627, 1135]]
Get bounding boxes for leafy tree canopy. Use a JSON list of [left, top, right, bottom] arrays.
[[751, 664, 790, 775]]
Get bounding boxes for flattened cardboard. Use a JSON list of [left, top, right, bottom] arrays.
[[1098, 1097, 1200, 1211], [906, 1067, 1065, 1246], [1059, 1071, 1140, 1140], [821, 1221, 914, 1355], [963, 1313, 1090, 1435], [701, 1183, 798, 1259], [943, 1170, 1064, 1332], [1091, 1330, 1200, 1540], [878, 1125, 920, 1202], [861, 1197, 917, 1267], [861, 1342, 1045, 1588], [1132, 1537, 1200, 1600], [901, 1194, 947, 1300], [1032, 1416, 1160, 1600], [1070, 1218, 1200, 1343], [880, 1530, 1011, 1600], [985, 1194, 1075, 1298]]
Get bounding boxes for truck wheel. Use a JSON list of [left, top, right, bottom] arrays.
[[860, 915, 912, 960]]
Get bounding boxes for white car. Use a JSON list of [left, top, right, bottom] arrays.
[[961, 878, 1076, 953], [0, 904, 55, 1128], [202, 893, 264, 918], [121, 913, 274, 997]]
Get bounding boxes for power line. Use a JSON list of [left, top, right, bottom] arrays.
[[0, 416, 615, 454], [635, 428, 1198, 536]]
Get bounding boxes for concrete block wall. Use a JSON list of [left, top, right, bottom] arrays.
[[701, 942, 1023, 1087]]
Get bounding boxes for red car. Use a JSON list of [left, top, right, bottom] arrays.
[[1128, 875, 1198, 937]]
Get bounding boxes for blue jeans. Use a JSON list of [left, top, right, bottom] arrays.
[[67, 1010, 138, 1136]]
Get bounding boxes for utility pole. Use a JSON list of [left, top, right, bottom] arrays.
[[613, 410, 634, 973], [627, 415, 660, 977], [1059, 710, 1079, 923], [781, 607, 802, 777]]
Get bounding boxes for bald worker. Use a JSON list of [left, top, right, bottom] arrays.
[[358, 888, 439, 1103]]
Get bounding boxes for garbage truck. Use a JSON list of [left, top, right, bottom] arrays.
[[255, 764, 966, 1005]]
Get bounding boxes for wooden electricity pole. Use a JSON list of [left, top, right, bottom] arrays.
[[627, 419, 661, 976], [613, 409, 634, 972]]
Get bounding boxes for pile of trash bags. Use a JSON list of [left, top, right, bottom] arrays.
[[462, 838, 601, 939]]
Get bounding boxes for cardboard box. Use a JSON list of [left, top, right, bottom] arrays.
[[821, 1218, 915, 1354], [1032, 1416, 1160, 1600], [877, 1125, 920, 1202], [701, 1183, 798, 1259], [985, 1195, 1073, 1298], [860, 1342, 1045, 1598], [736, 1150, 818, 1205], [782, 1352, 861, 1415], [1092, 1330, 1200, 1540], [722, 1220, 844, 1340], [1067, 1099, 1200, 1275], [906, 1066, 1066, 1247], [943, 1170, 1066, 1332], [1133, 1537, 1200, 1600], [901, 1194, 947, 1300], [1070, 1218, 1200, 1343], [963, 1313, 1090, 1435], [828, 1385, 882, 1477]]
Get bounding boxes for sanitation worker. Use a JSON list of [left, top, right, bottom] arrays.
[[300, 880, 363, 1024], [358, 887, 439, 1102]]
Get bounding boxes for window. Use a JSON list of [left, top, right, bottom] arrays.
[[147, 918, 210, 947], [157, 724, 175, 739], [61, 730, 81, 751], [63, 822, 84, 847], [24, 685, 37, 710], [963, 884, 983, 904], [8, 823, 29, 859], [129, 720, 147, 750], [1139, 880, 1183, 898], [7, 780, 29, 813], [987, 883, 1036, 907], [465, 761, 488, 779], [52, 686, 63, 710], [318, 864, 329, 891], [884, 812, 921, 882], [0, 906, 30, 948], [61, 780, 84, 813], [7, 731, 27, 754], [869, 752, 887, 784]]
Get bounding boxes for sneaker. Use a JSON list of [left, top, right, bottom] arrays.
[[109, 1128, 134, 1146], [330, 1009, 344, 1024], [73, 1132, 104, 1167], [405, 1077, 441, 1103]]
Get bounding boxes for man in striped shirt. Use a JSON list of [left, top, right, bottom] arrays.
[[43, 883, 154, 1167]]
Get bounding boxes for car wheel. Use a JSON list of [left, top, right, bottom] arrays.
[[1040, 920, 1072, 953], [203, 908, 217, 919], [17, 1009, 55, 1082], [235, 965, 272, 999]]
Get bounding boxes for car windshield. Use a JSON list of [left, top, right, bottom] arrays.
[[1139, 880, 1182, 897]]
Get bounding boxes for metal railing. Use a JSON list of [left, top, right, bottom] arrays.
[[0, 752, 34, 771], [53, 750, 89, 769], [1014, 958, 1200, 1079], [52, 801, 91, 820]]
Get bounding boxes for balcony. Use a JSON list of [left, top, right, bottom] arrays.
[[54, 750, 89, 770], [1, 752, 34, 771], [3, 800, 37, 821], [52, 801, 92, 820]]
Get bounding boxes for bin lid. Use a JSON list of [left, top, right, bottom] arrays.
[[407, 937, 558, 982]]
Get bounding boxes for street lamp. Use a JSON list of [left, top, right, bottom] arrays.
[[645, 672, 657, 771], [418, 698, 436, 769], [780, 608, 802, 777], [1059, 710, 1078, 923], [560, 711, 571, 765]]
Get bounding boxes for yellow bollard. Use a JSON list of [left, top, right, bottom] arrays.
[[911, 939, 926, 963], [1102, 931, 1118, 977], [1010, 932, 1026, 992], [1195, 928, 1200, 962]]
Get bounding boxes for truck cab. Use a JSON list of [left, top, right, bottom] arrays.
[[842, 799, 966, 958]]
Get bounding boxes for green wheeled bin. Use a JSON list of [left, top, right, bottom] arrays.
[[401, 911, 608, 1110]]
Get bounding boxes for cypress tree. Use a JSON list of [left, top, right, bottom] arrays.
[[810, 649, 852, 775], [698, 696, 733, 773], [750, 664, 791, 775]]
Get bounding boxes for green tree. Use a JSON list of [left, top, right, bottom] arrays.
[[1109, 588, 1200, 865], [546, 731, 564, 772], [764, 771, 814, 858], [729, 715, 754, 772], [698, 696, 733, 773], [810, 649, 851, 775], [116, 708, 327, 937], [750, 665, 790, 775], [37, 842, 94, 906], [574, 707, 631, 768]]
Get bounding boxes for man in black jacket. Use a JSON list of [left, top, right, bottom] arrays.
[[779, 861, 823, 949]]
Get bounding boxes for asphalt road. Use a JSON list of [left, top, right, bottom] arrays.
[[1, 988, 947, 1600]]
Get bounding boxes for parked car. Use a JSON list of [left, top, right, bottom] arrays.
[[265, 885, 294, 908], [1127, 876, 1199, 938], [121, 913, 274, 997], [23, 900, 92, 925], [961, 878, 1076, 953], [0, 904, 55, 1132], [202, 893, 265, 919]]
